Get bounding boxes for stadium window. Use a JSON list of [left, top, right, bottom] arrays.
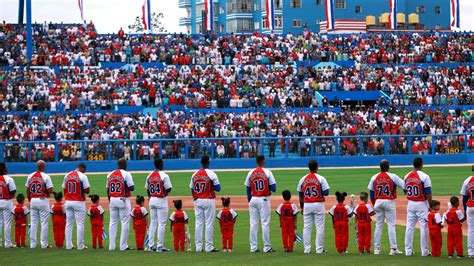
[[220, 25, 225, 32], [290, 0, 302, 8], [335, 0, 345, 9], [220, 7, 225, 14], [275, 15, 283, 28], [435, 6, 441, 14], [254, 3, 259, 11], [316, 0, 322, 5], [275, 0, 282, 9], [355, 5, 361, 13], [254, 21, 260, 29], [417, 5, 425, 13], [262, 16, 268, 29], [293, 19, 302, 27]]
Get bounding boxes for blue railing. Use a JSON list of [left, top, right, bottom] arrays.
[[2, 134, 472, 163]]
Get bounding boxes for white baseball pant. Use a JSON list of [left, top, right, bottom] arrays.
[[302, 202, 326, 253], [249, 196, 272, 252], [148, 197, 169, 249], [29, 198, 50, 248], [0, 199, 13, 247], [374, 199, 398, 251], [109, 197, 131, 251], [467, 207, 474, 256], [194, 198, 216, 252], [404, 200, 429, 256], [65, 201, 86, 250]]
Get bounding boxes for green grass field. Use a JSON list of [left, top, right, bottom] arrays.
[[0, 166, 471, 265]]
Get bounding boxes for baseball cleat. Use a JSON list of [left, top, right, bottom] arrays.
[[389, 249, 403, 255]]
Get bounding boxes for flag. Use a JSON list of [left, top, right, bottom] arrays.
[[144, 232, 149, 247], [141, 0, 148, 30], [204, 0, 214, 31], [294, 230, 302, 243], [77, 0, 84, 21], [325, 0, 335, 31], [450, 0, 460, 29], [102, 230, 108, 240], [265, 0, 275, 30], [388, 0, 397, 30]]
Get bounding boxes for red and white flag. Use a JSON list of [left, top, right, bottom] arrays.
[[451, 0, 460, 29], [388, 0, 397, 30], [142, 0, 148, 30], [204, 0, 214, 31], [265, 0, 275, 30]]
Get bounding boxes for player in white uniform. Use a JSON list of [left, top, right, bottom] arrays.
[[63, 163, 90, 250], [367, 159, 404, 255], [190, 155, 221, 252], [460, 165, 474, 258], [146, 158, 172, 252], [26, 160, 54, 249], [245, 155, 276, 253], [403, 158, 432, 256], [297, 160, 330, 254], [106, 158, 135, 251], [0, 163, 16, 248]]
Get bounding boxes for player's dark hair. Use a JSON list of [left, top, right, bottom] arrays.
[[430, 200, 440, 209], [360, 192, 368, 201], [335, 191, 347, 203], [450, 196, 459, 207], [413, 157, 423, 169], [53, 191, 63, 202], [308, 160, 318, 172], [136, 195, 145, 205], [118, 158, 127, 170], [282, 190, 291, 201], [174, 200, 183, 210], [16, 193, 25, 204], [0, 162, 7, 175], [256, 155, 265, 165], [78, 163, 86, 170], [221, 197, 230, 207], [380, 159, 390, 172], [89, 194, 100, 204], [471, 164, 473, 172], [154, 158, 164, 170], [201, 155, 210, 167]]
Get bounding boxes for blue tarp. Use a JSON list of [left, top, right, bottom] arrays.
[[319, 91, 382, 101]]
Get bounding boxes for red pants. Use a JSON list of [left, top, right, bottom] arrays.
[[15, 224, 27, 247], [447, 227, 463, 256], [357, 223, 371, 253], [135, 225, 147, 250], [173, 225, 185, 252], [220, 224, 234, 250], [429, 229, 442, 257], [334, 222, 349, 253], [53, 221, 65, 248], [281, 221, 295, 251], [91, 223, 103, 249]]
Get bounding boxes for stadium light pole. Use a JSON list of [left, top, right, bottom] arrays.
[[26, 0, 32, 65], [18, 0, 24, 24]]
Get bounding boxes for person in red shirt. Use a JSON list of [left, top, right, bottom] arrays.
[[50, 192, 66, 248], [443, 196, 465, 258], [216, 197, 238, 252], [170, 200, 189, 252], [276, 190, 299, 252], [353, 192, 375, 254], [428, 200, 443, 257], [12, 194, 29, 248], [87, 194, 104, 249], [329, 191, 353, 254], [131, 195, 148, 250]]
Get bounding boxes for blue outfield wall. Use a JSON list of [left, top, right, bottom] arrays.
[[6, 154, 474, 175]]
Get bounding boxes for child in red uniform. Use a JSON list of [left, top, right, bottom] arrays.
[[353, 192, 375, 254], [329, 191, 353, 254], [12, 194, 29, 248], [216, 197, 238, 252], [131, 195, 148, 250], [87, 194, 104, 249], [443, 196, 465, 258], [276, 190, 299, 252], [50, 192, 66, 248], [170, 200, 188, 252], [428, 200, 443, 257]]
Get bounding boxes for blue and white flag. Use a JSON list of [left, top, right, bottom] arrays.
[[325, 0, 335, 31], [204, 0, 214, 31], [144, 232, 150, 247], [265, 0, 275, 30], [102, 230, 108, 240], [388, 0, 397, 30], [294, 230, 303, 243], [451, 0, 460, 29]]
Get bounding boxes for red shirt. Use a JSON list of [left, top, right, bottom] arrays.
[[428, 210, 442, 230], [13, 205, 28, 225], [131, 206, 148, 228], [107, 170, 129, 198], [248, 168, 270, 197], [277, 202, 298, 222], [191, 169, 215, 199], [405, 171, 426, 201], [27, 172, 50, 198], [146, 171, 167, 198], [170, 210, 188, 230], [51, 202, 66, 224], [88, 205, 104, 225], [0, 175, 12, 200], [354, 203, 373, 226], [444, 208, 464, 229], [373, 172, 397, 200], [300, 173, 325, 203], [64, 171, 86, 201], [330, 204, 350, 223], [217, 207, 237, 227]]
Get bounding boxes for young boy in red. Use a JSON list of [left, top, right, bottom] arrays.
[[131, 195, 148, 250], [443, 196, 465, 258], [353, 192, 375, 254], [12, 194, 29, 248], [428, 200, 443, 257], [87, 194, 104, 249], [329, 191, 353, 254], [169, 200, 188, 252], [50, 192, 66, 248], [216, 197, 238, 252], [276, 190, 299, 252]]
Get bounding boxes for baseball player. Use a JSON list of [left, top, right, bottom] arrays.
[[63, 163, 90, 250], [0, 162, 16, 248], [245, 155, 276, 253], [146, 158, 172, 252], [106, 158, 135, 251], [367, 159, 404, 255], [297, 160, 329, 254], [26, 160, 54, 249], [460, 165, 474, 258], [190, 155, 220, 252], [404, 157, 432, 256]]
